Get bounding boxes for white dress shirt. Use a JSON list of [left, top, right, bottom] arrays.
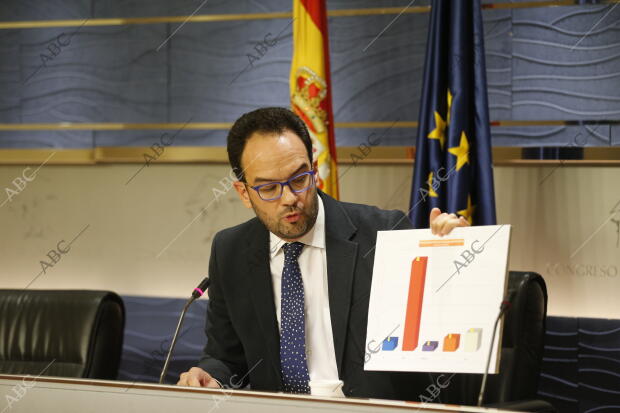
[[269, 196, 340, 382]]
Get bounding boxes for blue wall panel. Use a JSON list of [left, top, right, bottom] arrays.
[[0, 1, 618, 149]]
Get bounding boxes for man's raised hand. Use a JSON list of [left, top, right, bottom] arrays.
[[429, 207, 470, 236]]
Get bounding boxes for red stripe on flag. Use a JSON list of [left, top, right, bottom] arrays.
[[299, 0, 323, 30], [300, 0, 339, 167], [297, 0, 339, 196]]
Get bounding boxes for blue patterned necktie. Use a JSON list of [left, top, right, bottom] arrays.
[[279, 241, 310, 394]]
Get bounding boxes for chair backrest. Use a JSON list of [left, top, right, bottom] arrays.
[[0, 290, 125, 380], [420, 271, 548, 405]]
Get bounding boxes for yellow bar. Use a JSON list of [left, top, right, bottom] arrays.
[[3, 120, 618, 131], [2, 1, 619, 29], [0, 149, 94, 164], [0, 123, 233, 131], [1, 147, 619, 165], [94, 146, 228, 163], [0, 13, 293, 30]]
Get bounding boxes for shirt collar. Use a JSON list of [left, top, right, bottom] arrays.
[[269, 195, 325, 259]]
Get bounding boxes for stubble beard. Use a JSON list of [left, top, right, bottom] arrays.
[[251, 189, 319, 240]]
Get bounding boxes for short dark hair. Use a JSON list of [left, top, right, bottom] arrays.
[[227, 107, 313, 182]]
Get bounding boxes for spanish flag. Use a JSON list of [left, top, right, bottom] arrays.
[[290, 0, 339, 199]]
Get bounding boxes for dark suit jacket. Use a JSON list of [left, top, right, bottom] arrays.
[[198, 190, 426, 400]]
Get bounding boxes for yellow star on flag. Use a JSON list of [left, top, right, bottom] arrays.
[[448, 131, 470, 171], [458, 195, 476, 225], [427, 111, 446, 150], [446, 90, 453, 125], [427, 172, 438, 197]]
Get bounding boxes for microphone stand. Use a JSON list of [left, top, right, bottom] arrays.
[[159, 277, 210, 384], [477, 292, 515, 407]]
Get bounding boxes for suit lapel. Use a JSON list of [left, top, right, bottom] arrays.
[[320, 191, 358, 377], [245, 219, 282, 386]]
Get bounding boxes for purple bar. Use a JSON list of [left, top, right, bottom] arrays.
[[422, 341, 438, 351]]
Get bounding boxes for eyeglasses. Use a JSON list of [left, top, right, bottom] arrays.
[[249, 170, 316, 201]]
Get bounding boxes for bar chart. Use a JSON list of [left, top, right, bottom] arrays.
[[403, 256, 428, 351], [365, 226, 510, 373]]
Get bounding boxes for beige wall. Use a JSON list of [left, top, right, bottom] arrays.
[[1, 162, 618, 318]]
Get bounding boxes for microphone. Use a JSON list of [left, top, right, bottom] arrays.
[[159, 277, 210, 384], [477, 290, 516, 407]]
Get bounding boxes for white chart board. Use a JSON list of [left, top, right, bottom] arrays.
[[365, 225, 511, 374]]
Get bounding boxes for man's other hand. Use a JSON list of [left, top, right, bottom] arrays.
[[429, 207, 470, 236], [177, 367, 222, 388]]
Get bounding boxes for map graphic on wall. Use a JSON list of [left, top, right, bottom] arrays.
[[365, 226, 511, 374]]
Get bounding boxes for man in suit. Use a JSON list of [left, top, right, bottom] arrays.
[[177, 107, 467, 399]]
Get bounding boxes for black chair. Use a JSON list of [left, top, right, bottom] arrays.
[[0, 290, 125, 380], [413, 271, 555, 412]]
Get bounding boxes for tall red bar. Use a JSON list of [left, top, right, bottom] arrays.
[[403, 256, 428, 351]]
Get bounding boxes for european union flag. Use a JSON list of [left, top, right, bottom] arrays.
[[409, 0, 496, 227]]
